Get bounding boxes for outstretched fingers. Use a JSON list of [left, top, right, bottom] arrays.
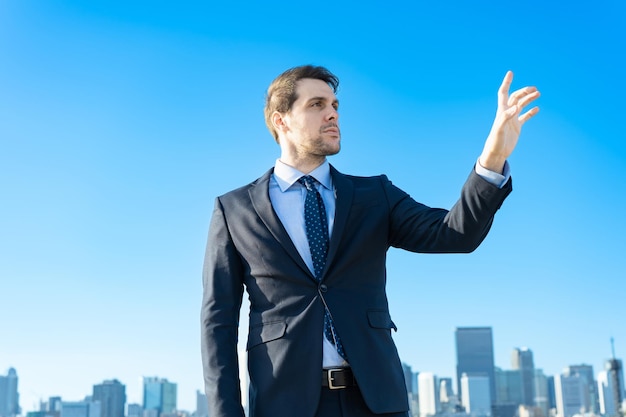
[[508, 86, 539, 107], [511, 88, 541, 124], [519, 106, 540, 124], [498, 71, 514, 107]]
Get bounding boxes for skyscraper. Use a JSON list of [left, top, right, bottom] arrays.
[[60, 401, 101, 417], [126, 404, 142, 417], [461, 373, 492, 417], [455, 327, 496, 406], [511, 348, 535, 407], [554, 372, 588, 417], [533, 369, 550, 417], [564, 364, 598, 414], [439, 377, 455, 402], [47, 397, 62, 413], [92, 380, 126, 417], [142, 377, 177, 416], [418, 372, 440, 417], [494, 367, 522, 406], [402, 363, 414, 394], [0, 368, 20, 417], [598, 358, 625, 417], [439, 377, 457, 414], [195, 391, 208, 417]]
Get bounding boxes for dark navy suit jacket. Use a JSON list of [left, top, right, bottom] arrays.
[[201, 165, 512, 417]]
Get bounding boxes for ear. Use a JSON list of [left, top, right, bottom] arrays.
[[271, 111, 288, 133]]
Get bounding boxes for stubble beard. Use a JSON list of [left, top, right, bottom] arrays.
[[315, 124, 341, 156], [311, 135, 340, 157]]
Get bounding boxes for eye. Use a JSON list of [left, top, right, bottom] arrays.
[[311, 101, 322, 107]]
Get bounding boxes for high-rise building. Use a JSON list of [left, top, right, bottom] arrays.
[[126, 404, 142, 417], [455, 327, 496, 405], [564, 364, 598, 414], [418, 372, 440, 417], [494, 367, 522, 407], [439, 377, 457, 413], [0, 368, 20, 417], [598, 358, 625, 417], [546, 376, 556, 411], [93, 380, 126, 417], [554, 372, 588, 417], [60, 401, 101, 417], [439, 377, 455, 402], [47, 397, 62, 413], [598, 369, 617, 416], [403, 363, 414, 394], [461, 373, 492, 417], [511, 348, 535, 407], [142, 377, 177, 416], [195, 391, 208, 417], [533, 369, 550, 417]]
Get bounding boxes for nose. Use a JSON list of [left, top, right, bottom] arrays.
[[327, 107, 339, 121]]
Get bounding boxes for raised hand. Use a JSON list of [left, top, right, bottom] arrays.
[[479, 71, 540, 173]]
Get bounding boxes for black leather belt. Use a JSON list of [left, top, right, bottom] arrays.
[[322, 368, 357, 389]]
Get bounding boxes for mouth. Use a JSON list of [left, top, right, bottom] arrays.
[[322, 124, 340, 135]]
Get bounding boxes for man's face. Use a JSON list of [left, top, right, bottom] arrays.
[[279, 78, 341, 159]]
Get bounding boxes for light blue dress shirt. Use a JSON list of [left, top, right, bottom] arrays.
[[268, 158, 510, 368]]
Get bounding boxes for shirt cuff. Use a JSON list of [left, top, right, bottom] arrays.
[[475, 158, 511, 188]]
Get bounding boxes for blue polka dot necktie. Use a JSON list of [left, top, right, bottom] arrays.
[[298, 175, 347, 360]]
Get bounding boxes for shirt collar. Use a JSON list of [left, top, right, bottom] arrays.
[[273, 159, 332, 192]]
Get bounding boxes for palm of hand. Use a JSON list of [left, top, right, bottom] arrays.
[[480, 71, 540, 172]]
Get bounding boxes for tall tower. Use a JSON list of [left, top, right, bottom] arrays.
[[534, 369, 550, 417], [0, 368, 20, 417], [92, 380, 126, 417], [195, 390, 208, 417], [494, 367, 522, 406], [142, 377, 177, 416], [402, 363, 414, 394], [565, 364, 598, 413], [555, 372, 587, 417], [511, 348, 536, 407], [455, 327, 496, 406], [418, 372, 440, 417], [598, 339, 624, 417], [461, 373, 492, 417]]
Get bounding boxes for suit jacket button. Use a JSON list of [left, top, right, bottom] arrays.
[[319, 284, 328, 293]]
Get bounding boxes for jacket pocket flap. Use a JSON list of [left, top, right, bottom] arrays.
[[367, 310, 398, 331], [246, 320, 287, 350]]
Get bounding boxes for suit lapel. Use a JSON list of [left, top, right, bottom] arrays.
[[324, 166, 354, 276], [248, 168, 314, 279]]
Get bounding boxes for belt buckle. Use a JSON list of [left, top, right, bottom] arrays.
[[327, 368, 347, 390]]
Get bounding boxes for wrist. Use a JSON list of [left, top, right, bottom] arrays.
[[478, 153, 506, 174]]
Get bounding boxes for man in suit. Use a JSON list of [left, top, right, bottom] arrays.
[[201, 65, 540, 417]]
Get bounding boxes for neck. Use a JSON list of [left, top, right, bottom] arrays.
[[279, 155, 326, 175]]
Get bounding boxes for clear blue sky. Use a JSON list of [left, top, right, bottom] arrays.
[[1, 0, 624, 412]]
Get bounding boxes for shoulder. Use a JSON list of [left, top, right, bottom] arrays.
[[216, 168, 274, 204], [330, 165, 389, 185], [331, 167, 403, 205]]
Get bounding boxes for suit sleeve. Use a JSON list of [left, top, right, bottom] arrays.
[[385, 167, 512, 253], [201, 197, 246, 417]]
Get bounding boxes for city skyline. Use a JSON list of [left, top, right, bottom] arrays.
[[4, 351, 623, 417], [2, 331, 623, 413], [2, 0, 625, 414]]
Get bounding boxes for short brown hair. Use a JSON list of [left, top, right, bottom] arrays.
[[264, 65, 339, 142]]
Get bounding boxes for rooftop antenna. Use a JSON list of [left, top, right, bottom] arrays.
[[610, 336, 616, 359]]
